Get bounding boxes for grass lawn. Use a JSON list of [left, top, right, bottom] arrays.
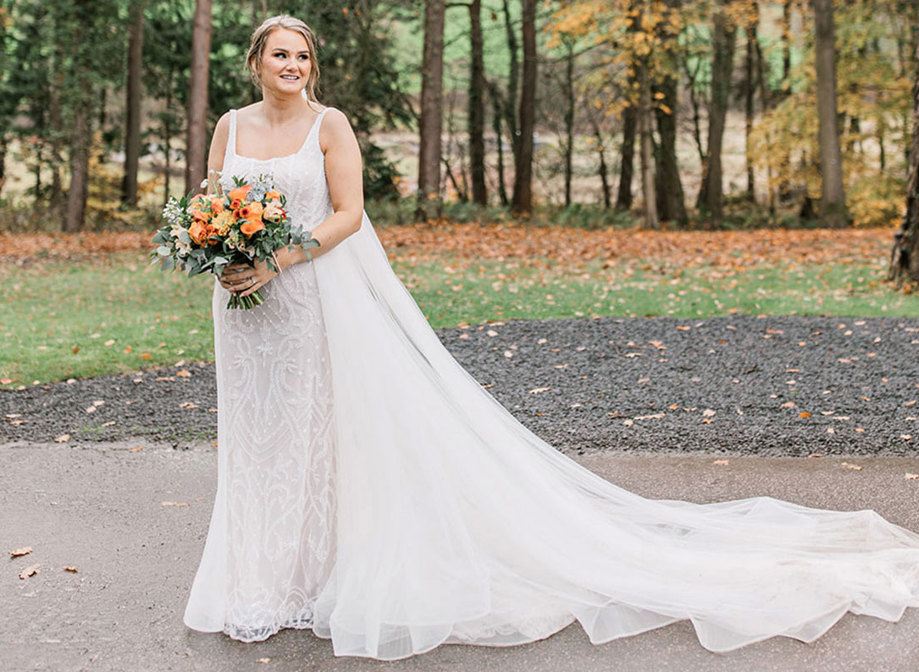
[[2, 246, 917, 386]]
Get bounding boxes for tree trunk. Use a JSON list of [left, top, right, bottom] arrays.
[[0, 136, 6, 197], [778, 0, 793, 201], [63, 106, 90, 233], [698, 2, 735, 226], [563, 38, 575, 208], [812, 0, 849, 228], [744, 17, 755, 199], [63, 0, 93, 233], [122, 0, 145, 206], [48, 70, 65, 220], [501, 0, 520, 166], [487, 81, 509, 206], [638, 58, 657, 228], [512, 0, 536, 214], [468, 0, 486, 206], [185, 0, 212, 196], [616, 104, 637, 211], [591, 119, 611, 209], [888, 39, 919, 282], [654, 75, 686, 224], [416, 0, 446, 220]]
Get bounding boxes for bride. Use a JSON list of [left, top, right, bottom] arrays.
[[183, 14, 919, 661]]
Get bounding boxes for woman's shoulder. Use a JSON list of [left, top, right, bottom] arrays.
[[317, 107, 355, 149]]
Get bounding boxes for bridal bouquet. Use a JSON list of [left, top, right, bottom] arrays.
[[151, 172, 319, 309]]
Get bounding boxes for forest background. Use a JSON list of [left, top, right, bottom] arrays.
[[1, 0, 919, 385]]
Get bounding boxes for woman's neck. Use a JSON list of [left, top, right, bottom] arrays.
[[258, 90, 313, 126]]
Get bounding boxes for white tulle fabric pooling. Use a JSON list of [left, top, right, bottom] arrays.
[[183, 106, 919, 660]]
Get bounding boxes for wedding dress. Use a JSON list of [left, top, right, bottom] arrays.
[[184, 106, 919, 660]]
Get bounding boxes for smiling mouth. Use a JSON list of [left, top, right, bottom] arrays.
[[281, 75, 299, 81]]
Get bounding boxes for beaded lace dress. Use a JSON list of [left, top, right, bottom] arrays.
[[183, 106, 919, 660]]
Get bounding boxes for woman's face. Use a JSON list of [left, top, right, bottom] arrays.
[[258, 28, 312, 95]]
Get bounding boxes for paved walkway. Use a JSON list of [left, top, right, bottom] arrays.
[[2, 443, 917, 672]]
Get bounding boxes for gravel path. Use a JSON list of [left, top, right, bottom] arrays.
[[3, 316, 918, 456]]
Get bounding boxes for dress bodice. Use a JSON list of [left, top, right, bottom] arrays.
[[222, 107, 334, 233]]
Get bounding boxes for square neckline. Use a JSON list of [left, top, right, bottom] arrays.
[[229, 107, 328, 163]]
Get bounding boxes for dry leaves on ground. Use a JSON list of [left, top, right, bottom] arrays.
[[0, 226, 894, 273]]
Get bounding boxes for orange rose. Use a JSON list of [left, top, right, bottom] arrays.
[[191, 208, 210, 222], [205, 225, 221, 245], [209, 197, 225, 214], [266, 189, 280, 200], [188, 220, 208, 246], [228, 185, 252, 202], [240, 219, 265, 237], [237, 201, 263, 220]]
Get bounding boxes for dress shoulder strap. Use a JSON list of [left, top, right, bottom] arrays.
[[308, 107, 332, 150], [227, 109, 238, 158]]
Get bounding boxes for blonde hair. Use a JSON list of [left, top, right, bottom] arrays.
[[246, 15, 321, 102]]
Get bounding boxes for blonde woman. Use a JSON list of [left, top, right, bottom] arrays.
[[184, 14, 919, 661]]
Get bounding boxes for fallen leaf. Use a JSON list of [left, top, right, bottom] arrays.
[[101, 421, 116, 427], [702, 409, 716, 417], [72, 346, 80, 354], [713, 459, 729, 466], [19, 564, 40, 580], [104, 339, 115, 346], [622, 419, 634, 427], [64, 566, 78, 573], [528, 387, 551, 394], [841, 462, 863, 471], [123, 346, 132, 354], [808, 453, 824, 458], [634, 413, 665, 421], [798, 412, 812, 418], [256, 659, 271, 664], [129, 446, 143, 452], [826, 427, 836, 435], [676, 325, 691, 331], [179, 402, 198, 409], [54, 434, 70, 443], [781, 401, 796, 409], [140, 353, 152, 360], [161, 501, 189, 507], [9, 547, 33, 558]]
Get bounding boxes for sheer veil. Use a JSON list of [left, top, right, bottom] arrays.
[[306, 214, 919, 660]]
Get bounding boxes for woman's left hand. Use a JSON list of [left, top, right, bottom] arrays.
[[220, 258, 279, 297]]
